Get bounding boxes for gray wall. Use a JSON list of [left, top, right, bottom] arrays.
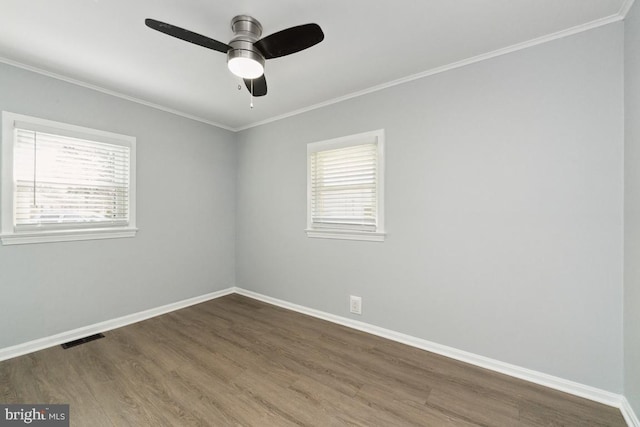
[[236, 24, 624, 392], [625, 0, 640, 415], [0, 62, 236, 349]]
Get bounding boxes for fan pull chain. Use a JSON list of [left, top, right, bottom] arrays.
[[250, 79, 254, 109]]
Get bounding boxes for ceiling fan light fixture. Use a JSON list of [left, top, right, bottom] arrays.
[[146, 14, 324, 97], [227, 49, 265, 79]]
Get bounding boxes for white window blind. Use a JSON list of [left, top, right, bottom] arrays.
[[310, 143, 378, 231], [13, 127, 131, 229], [307, 129, 385, 242], [2, 111, 137, 245]]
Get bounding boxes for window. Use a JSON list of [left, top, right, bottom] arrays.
[[306, 129, 385, 241], [1, 111, 137, 245]]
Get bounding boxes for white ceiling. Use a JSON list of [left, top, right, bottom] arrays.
[[0, 0, 632, 131]]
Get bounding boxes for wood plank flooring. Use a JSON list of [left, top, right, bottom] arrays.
[[0, 294, 627, 426]]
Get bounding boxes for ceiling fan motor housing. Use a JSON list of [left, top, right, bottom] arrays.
[[227, 15, 265, 77]]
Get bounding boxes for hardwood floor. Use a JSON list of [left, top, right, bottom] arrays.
[[0, 294, 626, 426]]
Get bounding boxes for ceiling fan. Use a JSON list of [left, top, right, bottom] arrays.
[[145, 15, 325, 98]]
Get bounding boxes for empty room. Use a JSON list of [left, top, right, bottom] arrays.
[[0, 0, 639, 425]]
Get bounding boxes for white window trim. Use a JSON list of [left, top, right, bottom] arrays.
[[1, 111, 137, 245], [306, 129, 386, 242]]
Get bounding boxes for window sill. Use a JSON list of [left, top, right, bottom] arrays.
[[305, 228, 386, 242], [1, 227, 138, 245]]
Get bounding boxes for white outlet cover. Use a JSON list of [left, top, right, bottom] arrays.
[[350, 295, 362, 315]]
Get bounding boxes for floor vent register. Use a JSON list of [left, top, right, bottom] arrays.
[[61, 333, 105, 349]]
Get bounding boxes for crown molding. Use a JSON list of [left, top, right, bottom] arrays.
[[236, 12, 626, 131], [620, 0, 636, 18], [0, 56, 235, 132], [1, 5, 632, 134]]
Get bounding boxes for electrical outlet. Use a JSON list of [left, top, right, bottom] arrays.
[[350, 295, 362, 315]]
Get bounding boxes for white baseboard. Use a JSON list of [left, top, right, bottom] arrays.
[[622, 397, 640, 427], [233, 287, 627, 412], [1, 285, 635, 426], [0, 287, 235, 362]]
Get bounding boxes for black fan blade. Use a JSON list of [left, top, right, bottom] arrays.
[[244, 75, 267, 97], [145, 19, 231, 54], [254, 24, 324, 59]]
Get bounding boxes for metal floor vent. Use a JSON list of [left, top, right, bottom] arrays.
[[61, 333, 105, 349]]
